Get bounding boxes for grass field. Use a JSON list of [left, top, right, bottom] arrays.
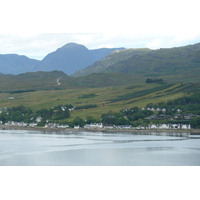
[[0, 82, 193, 120]]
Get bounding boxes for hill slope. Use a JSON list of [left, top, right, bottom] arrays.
[[0, 71, 144, 92], [32, 43, 125, 75], [72, 43, 200, 81], [0, 71, 77, 92], [72, 48, 151, 77]]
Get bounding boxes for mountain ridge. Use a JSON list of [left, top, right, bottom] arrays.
[[0, 43, 125, 75], [0, 54, 39, 75], [72, 42, 200, 78], [32, 43, 125, 75]]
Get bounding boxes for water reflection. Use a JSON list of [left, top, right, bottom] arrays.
[[0, 130, 199, 166]]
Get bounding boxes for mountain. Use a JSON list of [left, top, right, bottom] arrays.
[[72, 43, 200, 81], [32, 43, 125, 75], [72, 48, 151, 77], [0, 54, 39, 75]]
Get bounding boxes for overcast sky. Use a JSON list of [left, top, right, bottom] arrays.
[[0, 0, 200, 60]]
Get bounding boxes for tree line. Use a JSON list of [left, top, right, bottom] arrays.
[[146, 78, 164, 83]]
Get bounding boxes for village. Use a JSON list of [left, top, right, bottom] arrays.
[[1, 121, 191, 131], [0, 106, 198, 131]]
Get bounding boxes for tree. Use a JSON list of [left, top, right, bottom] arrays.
[[190, 117, 200, 128], [86, 116, 98, 124], [130, 107, 139, 113], [116, 117, 130, 125], [74, 117, 85, 127]]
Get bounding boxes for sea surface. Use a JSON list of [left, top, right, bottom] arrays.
[[0, 130, 200, 166]]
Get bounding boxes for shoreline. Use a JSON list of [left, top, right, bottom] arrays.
[[1, 125, 200, 134]]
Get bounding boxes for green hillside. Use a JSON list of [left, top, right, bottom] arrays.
[[0, 71, 147, 93], [0, 71, 77, 92], [1, 81, 199, 120], [72, 43, 200, 83], [72, 48, 151, 77]]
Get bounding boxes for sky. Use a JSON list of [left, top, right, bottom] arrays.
[[0, 0, 200, 60], [0, 0, 199, 197]]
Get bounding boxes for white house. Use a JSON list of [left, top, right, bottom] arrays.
[[29, 123, 38, 127], [159, 124, 170, 129], [181, 124, 191, 129], [117, 125, 132, 129], [84, 123, 103, 129], [104, 125, 115, 129], [177, 109, 182, 113], [135, 125, 145, 130], [45, 123, 58, 128], [36, 117, 42, 123], [57, 125, 69, 128], [148, 124, 157, 129], [61, 106, 66, 111]]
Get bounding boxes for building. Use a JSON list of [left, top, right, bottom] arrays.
[[84, 123, 103, 129]]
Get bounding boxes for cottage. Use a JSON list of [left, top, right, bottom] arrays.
[[69, 107, 75, 111], [61, 106, 66, 111], [57, 125, 69, 128], [104, 125, 115, 129], [84, 123, 103, 129], [177, 109, 182, 113], [36, 117, 42, 123], [117, 125, 132, 129], [45, 123, 58, 128], [181, 124, 191, 129], [135, 125, 145, 130], [159, 124, 170, 129], [148, 124, 157, 129], [29, 123, 38, 127], [174, 114, 182, 119]]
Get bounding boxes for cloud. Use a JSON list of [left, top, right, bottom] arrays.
[[0, 32, 200, 60], [0, 0, 200, 59]]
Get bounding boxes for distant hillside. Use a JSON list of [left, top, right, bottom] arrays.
[[0, 43, 124, 75], [73, 73, 142, 88], [0, 71, 143, 92], [32, 43, 125, 75], [72, 43, 200, 81], [0, 54, 39, 75], [0, 71, 77, 92]]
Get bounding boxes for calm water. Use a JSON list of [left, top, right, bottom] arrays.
[[0, 130, 200, 166]]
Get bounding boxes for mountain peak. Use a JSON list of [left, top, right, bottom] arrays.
[[60, 43, 88, 50]]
